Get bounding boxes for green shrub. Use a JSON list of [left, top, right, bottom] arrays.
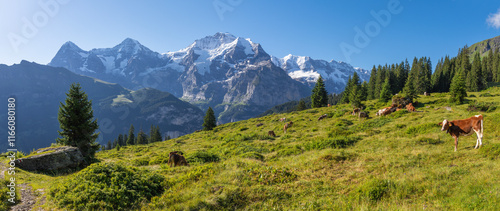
[[467, 101, 497, 112], [132, 157, 150, 166], [239, 151, 264, 161], [395, 124, 406, 129], [328, 126, 353, 137], [49, 162, 165, 210], [304, 136, 360, 151], [332, 118, 353, 127], [186, 151, 220, 164], [405, 123, 436, 136], [355, 179, 394, 202], [351, 118, 392, 132], [479, 93, 493, 97], [0, 180, 14, 210], [276, 145, 303, 157], [480, 143, 500, 159], [330, 109, 349, 118]]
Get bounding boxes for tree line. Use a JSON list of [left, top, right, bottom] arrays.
[[335, 45, 500, 107], [103, 124, 168, 151]]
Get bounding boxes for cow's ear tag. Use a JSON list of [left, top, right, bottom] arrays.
[[449, 123, 452, 127]]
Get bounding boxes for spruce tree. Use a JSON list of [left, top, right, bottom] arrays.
[[403, 74, 417, 101], [296, 99, 307, 111], [203, 107, 217, 131], [136, 130, 148, 145], [349, 85, 364, 108], [379, 78, 392, 102], [311, 76, 328, 107], [449, 71, 467, 104], [117, 134, 124, 146], [340, 76, 352, 104], [149, 125, 162, 143], [57, 83, 99, 162], [126, 124, 135, 146], [106, 140, 112, 150], [367, 66, 377, 100]]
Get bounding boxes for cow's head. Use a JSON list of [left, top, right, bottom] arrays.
[[439, 119, 453, 131]]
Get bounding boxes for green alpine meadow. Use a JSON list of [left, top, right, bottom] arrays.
[[3, 86, 500, 210]]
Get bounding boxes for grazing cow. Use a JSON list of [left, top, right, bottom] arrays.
[[406, 103, 416, 112], [279, 117, 287, 122], [256, 123, 264, 127], [438, 115, 484, 152], [328, 104, 331, 107], [352, 108, 360, 116], [283, 121, 293, 133], [376, 105, 397, 116], [318, 114, 327, 121], [168, 151, 189, 167], [358, 111, 368, 118], [424, 92, 430, 96], [268, 130, 276, 137]]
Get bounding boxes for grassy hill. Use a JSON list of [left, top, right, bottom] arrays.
[[468, 35, 500, 57], [3, 86, 500, 210]]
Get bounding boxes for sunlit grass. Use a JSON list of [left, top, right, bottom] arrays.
[[3, 87, 500, 210]]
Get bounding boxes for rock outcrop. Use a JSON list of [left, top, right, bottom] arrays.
[[15, 146, 85, 172]]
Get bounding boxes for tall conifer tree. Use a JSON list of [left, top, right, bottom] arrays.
[[311, 76, 328, 107], [57, 83, 99, 161]]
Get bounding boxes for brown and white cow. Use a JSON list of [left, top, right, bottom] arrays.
[[352, 108, 360, 116], [438, 115, 484, 152]]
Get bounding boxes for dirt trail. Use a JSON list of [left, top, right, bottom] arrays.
[[1, 162, 43, 211]]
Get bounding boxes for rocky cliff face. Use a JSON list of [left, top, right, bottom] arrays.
[[48, 33, 368, 123]]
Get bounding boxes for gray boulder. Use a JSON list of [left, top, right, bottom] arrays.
[[15, 146, 85, 172]]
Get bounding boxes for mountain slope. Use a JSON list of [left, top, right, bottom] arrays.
[[272, 54, 370, 93], [0, 61, 203, 152], [468, 35, 500, 57], [48, 33, 368, 123], [10, 86, 500, 210]]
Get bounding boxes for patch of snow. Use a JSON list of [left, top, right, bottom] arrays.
[[78, 52, 89, 58], [99, 56, 116, 71]]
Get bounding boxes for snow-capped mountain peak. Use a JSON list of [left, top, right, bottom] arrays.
[[60, 41, 84, 52], [112, 38, 147, 55]]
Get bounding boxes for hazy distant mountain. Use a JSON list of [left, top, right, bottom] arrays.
[[0, 61, 203, 152], [271, 54, 370, 93], [49, 33, 369, 123]]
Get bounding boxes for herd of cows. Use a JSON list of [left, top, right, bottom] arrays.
[[167, 97, 485, 167]]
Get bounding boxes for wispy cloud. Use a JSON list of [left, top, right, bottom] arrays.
[[487, 9, 500, 29]]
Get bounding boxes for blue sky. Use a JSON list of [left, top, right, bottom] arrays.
[[1, 0, 499, 70]]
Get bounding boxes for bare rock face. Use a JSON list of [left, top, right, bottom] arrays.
[[15, 146, 85, 172]]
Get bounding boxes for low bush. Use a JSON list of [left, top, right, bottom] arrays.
[[304, 136, 361, 151], [186, 151, 220, 164], [49, 162, 165, 210], [355, 179, 395, 202], [0, 180, 14, 210], [405, 123, 436, 136], [467, 101, 497, 112], [351, 118, 392, 132], [276, 145, 303, 157], [239, 151, 264, 161]]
